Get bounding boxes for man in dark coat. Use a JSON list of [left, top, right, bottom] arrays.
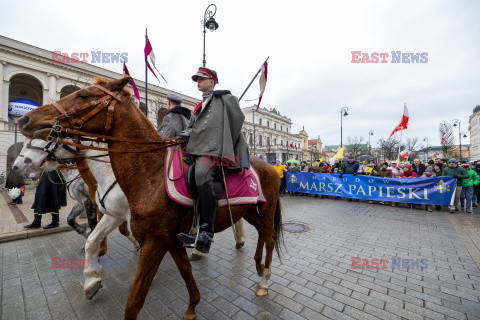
[[157, 94, 191, 138], [339, 156, 360, 177], [412, 158, 426, 177], [176, 67, 249, 253], [25, 170, 67, 229]]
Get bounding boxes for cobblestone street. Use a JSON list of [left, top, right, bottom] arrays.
[[1, 195, 480, 320]]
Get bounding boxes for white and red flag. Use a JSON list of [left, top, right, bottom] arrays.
[[256, 61, 268, 110], [123, 63, 141, 107], [400, 148, 410, 159], [390, 104, 410, 136], [442, 132, 447, 145], [144, 37, 167, 83]]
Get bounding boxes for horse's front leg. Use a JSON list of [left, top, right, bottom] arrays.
[[169, 244, 201, 320], [124, 238, 169, 320], [67, 201, 87, 237], [83, 214, 125, 299]]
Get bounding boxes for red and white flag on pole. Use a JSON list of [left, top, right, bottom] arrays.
[[441, 132, 447, 145], [390, 103, 410, 136], [123, 63, 141, 107], [144, 37, 167, 83], [256, 61, 268, 110], [400, 148, 410, 159]]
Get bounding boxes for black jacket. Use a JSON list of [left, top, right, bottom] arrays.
[[412, 163, 426, 176], [341, 161, 360, 175], [32, 171, 67, 214]]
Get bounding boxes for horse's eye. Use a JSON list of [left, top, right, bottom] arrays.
[[78, 95, 88, 99]]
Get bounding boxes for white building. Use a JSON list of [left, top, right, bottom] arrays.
[[241, 106, 302, 163], [469, 105, 480, 162], [0, 35, 198, 172]]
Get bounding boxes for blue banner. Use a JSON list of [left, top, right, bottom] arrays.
[[286, 172, 457, 205]]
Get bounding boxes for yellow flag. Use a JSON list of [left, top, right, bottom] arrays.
[[319, 157, 323, 163], [334, 146, 344, 160]]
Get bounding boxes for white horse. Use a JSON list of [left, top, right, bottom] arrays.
[[13, 141, 98, 236], [22, 139, 245, 299]]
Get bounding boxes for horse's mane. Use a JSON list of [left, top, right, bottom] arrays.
[[93, 77, 133, 97]]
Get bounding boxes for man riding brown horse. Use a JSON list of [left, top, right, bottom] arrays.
[[176, 67, 250, 253]]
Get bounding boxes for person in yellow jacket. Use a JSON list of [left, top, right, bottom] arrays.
[[274, 160, 287, 196]]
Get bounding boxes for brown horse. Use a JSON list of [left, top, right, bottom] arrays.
[[19, 76, 283, 320]]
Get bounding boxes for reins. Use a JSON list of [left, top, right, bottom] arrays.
[[46, 84, 186, 156]]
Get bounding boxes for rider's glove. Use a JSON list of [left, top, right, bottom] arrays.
[[177, 131, 190, 141]]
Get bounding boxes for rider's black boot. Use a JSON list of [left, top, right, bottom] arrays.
[[177, 181, 218, 253], [43, 214, 59, 229], [24, 214, 42, 228]]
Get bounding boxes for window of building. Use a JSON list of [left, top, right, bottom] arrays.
[[274, 138, 277, 145], [266, 137, 270, 145], [249, 133, 253, 145], [281, 140, 283, 145], [259, 135, 263, 146], [267, 121, 269, 127], [281, 125, 283, 131], [259, 118, 262, 126], [274, 123, 276, 129]]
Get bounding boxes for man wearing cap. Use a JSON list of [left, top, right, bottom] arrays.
[[157, 94, 191, 139], [442, 159, 469, 213], [176, 67, 249, 253]]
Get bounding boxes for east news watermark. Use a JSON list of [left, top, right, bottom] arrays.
[[351, 51, 428, 63], [51, 51, 128, 64], [351, 257, 428, 270], [51, 257, 128, 270]]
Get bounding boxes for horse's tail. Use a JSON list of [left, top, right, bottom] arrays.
[[274, 197, 285, 260]]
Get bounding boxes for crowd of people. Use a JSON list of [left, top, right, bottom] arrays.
[[273, 156, 479, 214]]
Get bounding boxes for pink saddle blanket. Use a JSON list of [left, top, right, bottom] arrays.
[[164, 147, 266, 207]]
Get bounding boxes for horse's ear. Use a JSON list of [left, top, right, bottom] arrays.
[[105, 76, 131, 92]]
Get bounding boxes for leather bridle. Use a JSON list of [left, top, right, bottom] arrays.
[[46, 84, 185, 155]]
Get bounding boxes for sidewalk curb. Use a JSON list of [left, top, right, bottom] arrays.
[[0, 222, 87, 243]]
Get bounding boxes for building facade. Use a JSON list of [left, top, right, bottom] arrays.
[[242, 106, 302, 163], [0, 35, 198, 172], [469, 105, 480, 162]]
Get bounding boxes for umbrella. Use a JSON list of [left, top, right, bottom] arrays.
[[357, 155, 374, 161], [286, 159, 300, 164]]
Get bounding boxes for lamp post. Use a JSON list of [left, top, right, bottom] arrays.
[[8, 115, 19, 166], [461, 131, 468, 161], [423, 136, 429, 162], [202, 4, 219, 67], [340, 107, 348, 148], [452, 119, 462, 162], [368, 130, 374, 156]]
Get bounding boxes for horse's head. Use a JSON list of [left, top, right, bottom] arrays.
[[15, 139, 75, 171], [19, 76, 132, 140]]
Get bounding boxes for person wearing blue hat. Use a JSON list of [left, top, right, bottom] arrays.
[[442, 159, 470, 213]]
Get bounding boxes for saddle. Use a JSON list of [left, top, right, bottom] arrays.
[[164, 147, 266, 207]]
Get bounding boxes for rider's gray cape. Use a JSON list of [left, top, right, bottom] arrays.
[[184, 90, 250, 170]]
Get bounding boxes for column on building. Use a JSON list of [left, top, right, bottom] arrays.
[[2, 80, 9, 122], [42, 88, 49, 105], [47, 73, 57, 102], [0, 61, 6, 121]]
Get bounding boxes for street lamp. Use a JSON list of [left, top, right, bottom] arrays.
[[452, 119, 462, 162], [340, 107, 348, 148], [8, 115, 20, 166], [423, 136, 429, 162], [202, 4, 219, 67], [368, 130, 374, 155]]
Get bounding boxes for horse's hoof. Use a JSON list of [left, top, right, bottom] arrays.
[[255, 287, 268, 296], [257, 264, 265, 277], [183, 310, 197, 320], [190, 252, 202, 261], [85, 280, 103, 300], [236, 242, 245, 249]]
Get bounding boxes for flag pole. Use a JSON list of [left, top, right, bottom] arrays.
[[397, 127, 403, 160], [144, 28, 148, 117], [238, 56, 269, 102]]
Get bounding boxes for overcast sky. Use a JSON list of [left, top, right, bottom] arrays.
[[1, 0, 479, 148]]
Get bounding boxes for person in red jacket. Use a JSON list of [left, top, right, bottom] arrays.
[[401, 164, 418, 178]]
